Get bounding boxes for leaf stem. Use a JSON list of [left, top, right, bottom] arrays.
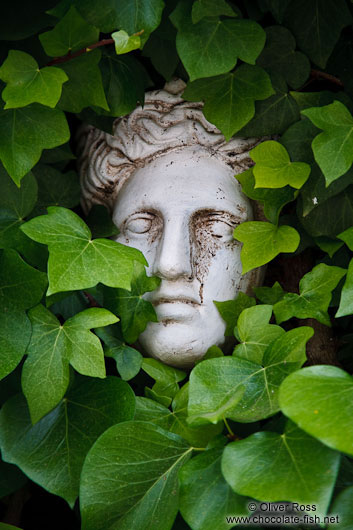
[[310, 69, 343, 88], [223, 417, 235, 436]]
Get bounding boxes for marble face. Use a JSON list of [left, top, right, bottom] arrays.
[[112, 146, 254, 368]]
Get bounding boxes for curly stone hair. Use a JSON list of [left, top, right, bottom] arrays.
[[77, 79, 260, 213]]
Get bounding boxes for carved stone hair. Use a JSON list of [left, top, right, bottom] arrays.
[[77, 79, 260, 213]]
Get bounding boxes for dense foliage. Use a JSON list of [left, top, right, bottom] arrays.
[[0, 1, 353, 529]]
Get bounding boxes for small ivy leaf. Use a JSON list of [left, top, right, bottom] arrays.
[[183, 66, 273, 139], [284, 0, 352, 69], [273, 263, 346, 326], [233, 305, 284, 364], [112, 30, 141, 55], [39, 6, 99, 57], [176, 16, 266, 81], [80, 421, 192, 530], [237, 168, 296, 224], [21, 206, 146, 295], [191, 0, 236, 24], [57, 50, 109, 113], [214, 292, 256, 337], [102, 261, 160, 344], [32, 164, 80, 216], [0, 249, 47, 381], [142, 358, 186, 400], [257, 25, 310, 89], [188, 352, 302, 426], [254, 281, 285, 305], [250, 140, 311, 189], [179, 449, 249, 530], [336, 229, 353, 317], [0, 105, 70, 185], [315, 236, 343, 258], [233, 221, 300, 274], [22, 304, 118, 423], [106, 343, 143, 381], [0, 377, 135, 506], [222, 421, 340, 518], [279, 365, 353, 456], [302, 101, 353, 186], [0, 51, 68, 109], [262, 326, 314, 367], [74, 0, 165, 43]]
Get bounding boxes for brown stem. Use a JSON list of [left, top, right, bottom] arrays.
[[47, 38, 114, 66], [310, 69, 344, 88]]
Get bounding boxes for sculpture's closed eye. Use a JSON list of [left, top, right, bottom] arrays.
[[125, 213, 155, 234]]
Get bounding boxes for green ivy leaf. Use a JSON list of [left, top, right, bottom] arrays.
[[302, 101, 353, 185], [74, 0, 165, 41], [106, 343, 143, 381], [284, 0, 352, 68], [233, 305, 284, 364], [0, 377, 135, 506], [102, 262, 160, 344], [188, 352, 303, 426], [257, 25, 310, 89], [99, 51, 149, 117], [179, 449, 249, 530], [336, 229, 353, 317], [80, 421, 192, 530], [176, 17, 266, 81], [222, 421, 340, 517], [237, 73, 300, 137], [273, 263, 346, 326], [191, 0, 236, 23], [237, 168, 295, 224], [0, 51, 68, 109], [263, 326, 313, 367], [233, 221, 300, 274], [22, 304, 118, 423], [183, 66, 273, 139], [328, 486, 353, 529], [254, 281, 285, 305], [142, 358, 186, 400], [0, 105, 70, 185], [57, 50, 109, 113], [250, 140, 311, 189], [279, 365, 353, 456], [0, 524, 23, 530], [214, 292, 256, 337], [39, 6, 99, 57], [142, 15, 179, 81], [21, 206, 146, 295], [112, 30, 141, 54], [0, 167, 37, 219]]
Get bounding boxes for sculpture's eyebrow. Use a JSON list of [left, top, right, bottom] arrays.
[[194, 209, 247, 224]]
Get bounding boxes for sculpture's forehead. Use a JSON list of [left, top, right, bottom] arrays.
[[114, 148, 251, 219]]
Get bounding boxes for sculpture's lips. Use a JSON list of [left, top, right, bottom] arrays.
[[152, 295, 201, 307]]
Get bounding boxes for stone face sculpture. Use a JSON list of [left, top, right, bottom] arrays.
[[78, 80, 262, 368]]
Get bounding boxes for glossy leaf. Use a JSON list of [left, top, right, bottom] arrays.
[[39, 6, 99, 57], [222, 422, 340, 517], [176, 17, 265, 81], [142, 358, 186, 400], [254, 281, 285, 305], [21, 206, 146, 295], [214, 292, 256, 337], [0, 105, 70, 185], [80, 421, 192, 530], [302, 101, 353, 185], [233, 305, 284, 364], [102, 262, 160, 344], [57, 50, 109, 113], [250, 140, 310, 189], [279, 365, 353, 456], [183, 66, 273, 139], [191, 0, 236, 23], [22, 304, 117, 423], [0, 51, 68, 109], [273, 263, 346, 326], [112, 30, 141, 54], [0, 377, 135, 506], [188, 353, 303, 426], [179, 449, 249, 530], [233, 221, 300, 274], [336, 258, 353, 317], [107, 343, 143, 381]]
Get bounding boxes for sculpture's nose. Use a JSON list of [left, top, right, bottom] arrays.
[[152, 217, 193, 280]]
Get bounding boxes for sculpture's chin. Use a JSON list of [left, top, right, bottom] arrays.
[[138, 320, 227, 369]]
